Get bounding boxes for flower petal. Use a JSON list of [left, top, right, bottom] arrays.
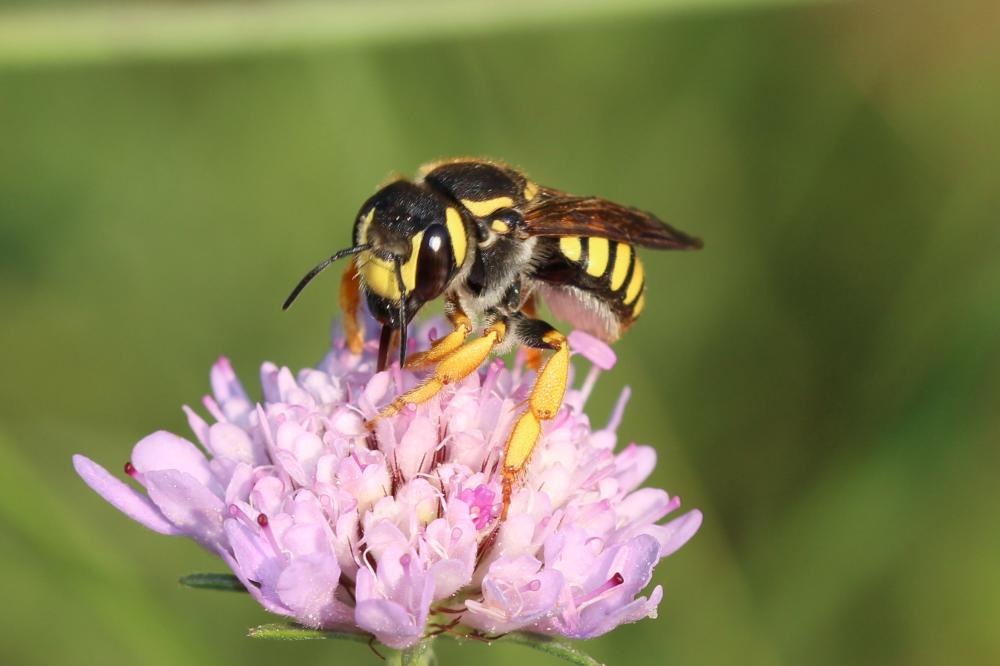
[[131, 431, 217, 492], [145, 469, 226, 548], [568, 330, 617, 370], [659, 509, 703, 557], [72, 454, 181, 535], [276, 553, 351, 628]]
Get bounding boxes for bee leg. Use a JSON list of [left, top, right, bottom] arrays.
[[339, 261, 364, 354], [403, 301, 473, 369], [500, 318, 570, 520], [519, 294, 543, 372], [368, 317, 507, 427]]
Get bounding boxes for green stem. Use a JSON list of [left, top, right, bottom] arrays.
[[389, 637, 435, 666]]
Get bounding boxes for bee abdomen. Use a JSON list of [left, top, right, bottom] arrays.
[[553, 236, 645, 317]]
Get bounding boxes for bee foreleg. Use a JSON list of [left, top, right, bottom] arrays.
[[339, 261, 364, 354], [403, 300, 473, 369], [367, 317, 508, 427], [500, 317, 570, 519]]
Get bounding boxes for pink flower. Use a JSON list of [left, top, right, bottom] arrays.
[[73, 323, 701, 648]]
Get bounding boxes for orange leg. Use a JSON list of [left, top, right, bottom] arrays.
[[339, 262, 364, 354], [403, 303, 473, 369], [367, 319, 507, 427], [519, 294, 543, 371], [501, 329, 570, 519]]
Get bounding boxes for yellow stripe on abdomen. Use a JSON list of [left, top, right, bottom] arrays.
[[559, 236, 583, 262], [610, 243, 632, 290], [586, 237, 610, 277], [624, 257, 644, 305]]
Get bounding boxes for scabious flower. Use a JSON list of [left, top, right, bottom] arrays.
[[73, 322, 701, 649]]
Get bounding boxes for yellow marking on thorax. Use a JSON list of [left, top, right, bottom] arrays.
[[445, 207, 467, 266], [461, 196, 514, 218], [624, 257, 645, 304], [356, 208, 374, 244], [610, 243, 632, 290], [586, 237, 610, 277], [523, 181, 539, 201], [559, 236, 582, 262], [491, 219, 510, 234]]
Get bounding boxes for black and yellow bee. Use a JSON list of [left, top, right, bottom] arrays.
[[284, 158, 701, 516]]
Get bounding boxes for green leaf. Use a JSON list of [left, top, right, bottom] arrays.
[[246, 623, 601, 666], [178, 573, 247, 592], [248, 623, 372, 644], [0, 0, 838, 68], [500, 632, 606, 666]]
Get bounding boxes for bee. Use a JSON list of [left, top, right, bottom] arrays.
[[283, 158, 702, 516]]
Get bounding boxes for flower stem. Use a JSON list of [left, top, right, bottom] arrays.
[[390, 637, 435, 666]]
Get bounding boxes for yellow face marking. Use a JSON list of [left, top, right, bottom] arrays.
[[356, 208, 374, 244], [399, 231, 423, 293], [633, 292, 647, 317], [559, 236, 583, 262], [610, 243, 632, 290], [523, 181, 539, 201], [445, 207, 467, 266], [491, 219, 510, 234], [461, 196, 514, 218], [624, 257, 645, 305], [359, 252, 398, 299], [359, 231, 424, 300], [586, 237, 610, 277]]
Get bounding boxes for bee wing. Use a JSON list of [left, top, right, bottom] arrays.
[[521, 189, 703, 250]]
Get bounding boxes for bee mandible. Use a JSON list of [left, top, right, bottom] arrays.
[[283, 159, 702, 518]]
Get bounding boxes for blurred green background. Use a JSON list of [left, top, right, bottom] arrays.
[[1, 0, 998, 664]]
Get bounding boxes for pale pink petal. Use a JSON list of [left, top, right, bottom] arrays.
[[568, 330, 617, 370], [276, 553, 351, 628], [145, 469, 226, 548], [72, 455, 181, 535], [659, 509, 703, 557], [131, 431, 216, 490]]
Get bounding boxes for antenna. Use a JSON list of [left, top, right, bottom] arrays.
[[282, 244, 369, 311]]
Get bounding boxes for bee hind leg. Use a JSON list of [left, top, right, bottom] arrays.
[[367, 315, 507, 428], [519, 294, 544, 371], [500, 317, 570, 520]]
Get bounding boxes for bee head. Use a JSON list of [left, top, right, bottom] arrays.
[[353, 181, 466, 324]]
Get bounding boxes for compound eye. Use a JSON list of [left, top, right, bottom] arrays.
[[413, 224, 453, 301]]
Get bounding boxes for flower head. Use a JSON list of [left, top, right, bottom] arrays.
[[74, 322, 700, 648]]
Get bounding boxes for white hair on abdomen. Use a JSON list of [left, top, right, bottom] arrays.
[[539, 284, 622, 342]]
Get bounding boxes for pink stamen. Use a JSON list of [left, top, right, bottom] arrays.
[[227, 504, 256, 530], [578, 365, 602, 406], [605, 386, 632, 432], [523, 579, 542, 592], [123, 461, 145, 486], [202, 395, 226, 422], [256, 512, 285, 559], [576, 572, 625, 607]]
